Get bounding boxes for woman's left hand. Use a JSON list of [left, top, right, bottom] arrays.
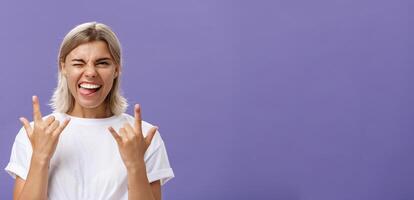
[[108, 104, 158, 170]]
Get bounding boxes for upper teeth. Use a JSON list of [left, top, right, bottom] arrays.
[[80, 83, 101, 89]]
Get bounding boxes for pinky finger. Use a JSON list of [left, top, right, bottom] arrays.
[[145, 126, 158, 147], [53, 118, 71, 137]]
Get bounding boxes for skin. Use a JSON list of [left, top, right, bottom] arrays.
[[13, 41, 161, 200], [108, 104, 160, 200], [63, 40, 117, 118], [14, 96, 70, 200]]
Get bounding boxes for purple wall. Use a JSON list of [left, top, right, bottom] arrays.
[[1, 0, 413, 199]]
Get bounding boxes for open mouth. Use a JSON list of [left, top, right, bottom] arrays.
[[78, 82, 102, 96]]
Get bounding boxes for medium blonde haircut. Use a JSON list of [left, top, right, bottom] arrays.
[[50, 22, 128, 115]]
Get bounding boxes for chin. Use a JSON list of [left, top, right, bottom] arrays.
[[77, 99, 105, 109]]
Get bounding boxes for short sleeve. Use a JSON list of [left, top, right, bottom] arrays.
[[144, 131, 175, 186], [4, 127, 33, 180]]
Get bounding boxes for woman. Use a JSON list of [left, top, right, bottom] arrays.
[[5, 22, 174, 200]]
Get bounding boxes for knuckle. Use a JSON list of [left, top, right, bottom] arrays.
[[45, 129, 52, 135], [37, 124, 46, 130]]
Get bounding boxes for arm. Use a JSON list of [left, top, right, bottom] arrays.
[[127, 163, 161, 200], [13, 157, 50, 200], [13, 96, 70, 200], [108, 104, 161, 200], [14, 163, 162, 200]]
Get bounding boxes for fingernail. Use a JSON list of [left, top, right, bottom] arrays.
[[32, 96, 36, 101], [135, 104, 139, 109]]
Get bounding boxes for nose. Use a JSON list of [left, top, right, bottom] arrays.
[[84, 63, 97, 78]]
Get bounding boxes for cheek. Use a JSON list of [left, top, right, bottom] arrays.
[[104, 77, 115, 91], [102, 70, 116, 87], [65, 72, 81, 90]]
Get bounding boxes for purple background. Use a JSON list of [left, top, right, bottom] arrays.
[[1, 0, 413, 199]]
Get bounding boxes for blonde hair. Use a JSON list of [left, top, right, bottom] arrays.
[[50, 22, 128, 115]]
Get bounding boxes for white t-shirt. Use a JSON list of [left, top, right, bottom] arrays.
[[5, 112, 174, 200]]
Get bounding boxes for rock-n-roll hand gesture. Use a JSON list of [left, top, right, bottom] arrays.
[[108, 104, 158, 170], [19, 96, 71, 163]]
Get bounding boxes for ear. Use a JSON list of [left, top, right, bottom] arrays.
[[60, 62, 67, 75], [114, 65, 121, 78]]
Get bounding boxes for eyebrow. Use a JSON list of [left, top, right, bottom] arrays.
[[96, 57, 112, 62], [71, 59, 85, 63], [71, 57, 112, 63]]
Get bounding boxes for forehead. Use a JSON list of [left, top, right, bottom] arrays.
[[67, 40, 112, 60]]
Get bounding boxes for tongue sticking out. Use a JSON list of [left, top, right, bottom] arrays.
[[79, 88, 99, 96]]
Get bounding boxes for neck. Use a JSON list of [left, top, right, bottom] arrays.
[[68, 102, 112, 118]]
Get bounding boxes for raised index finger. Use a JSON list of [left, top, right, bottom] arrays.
[[134, 104, 142, 134], [32, 96, 42, 122]]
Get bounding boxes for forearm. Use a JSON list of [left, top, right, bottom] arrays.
[[127, 162, 155, 200], [18, 155, 50, 200]]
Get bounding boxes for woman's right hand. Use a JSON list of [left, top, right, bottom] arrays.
[[19, 96, 70, 163]]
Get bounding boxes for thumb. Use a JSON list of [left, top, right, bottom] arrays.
[[108, 126, 122, 145]]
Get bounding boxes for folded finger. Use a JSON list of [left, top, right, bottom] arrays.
[[124, 123, 137, 139], [47, 120, 60, 134], [118, 127, 129, 143], [44, 115, 56, 126]]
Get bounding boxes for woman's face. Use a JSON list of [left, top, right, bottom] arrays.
[[61, 40, 119, 110]]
